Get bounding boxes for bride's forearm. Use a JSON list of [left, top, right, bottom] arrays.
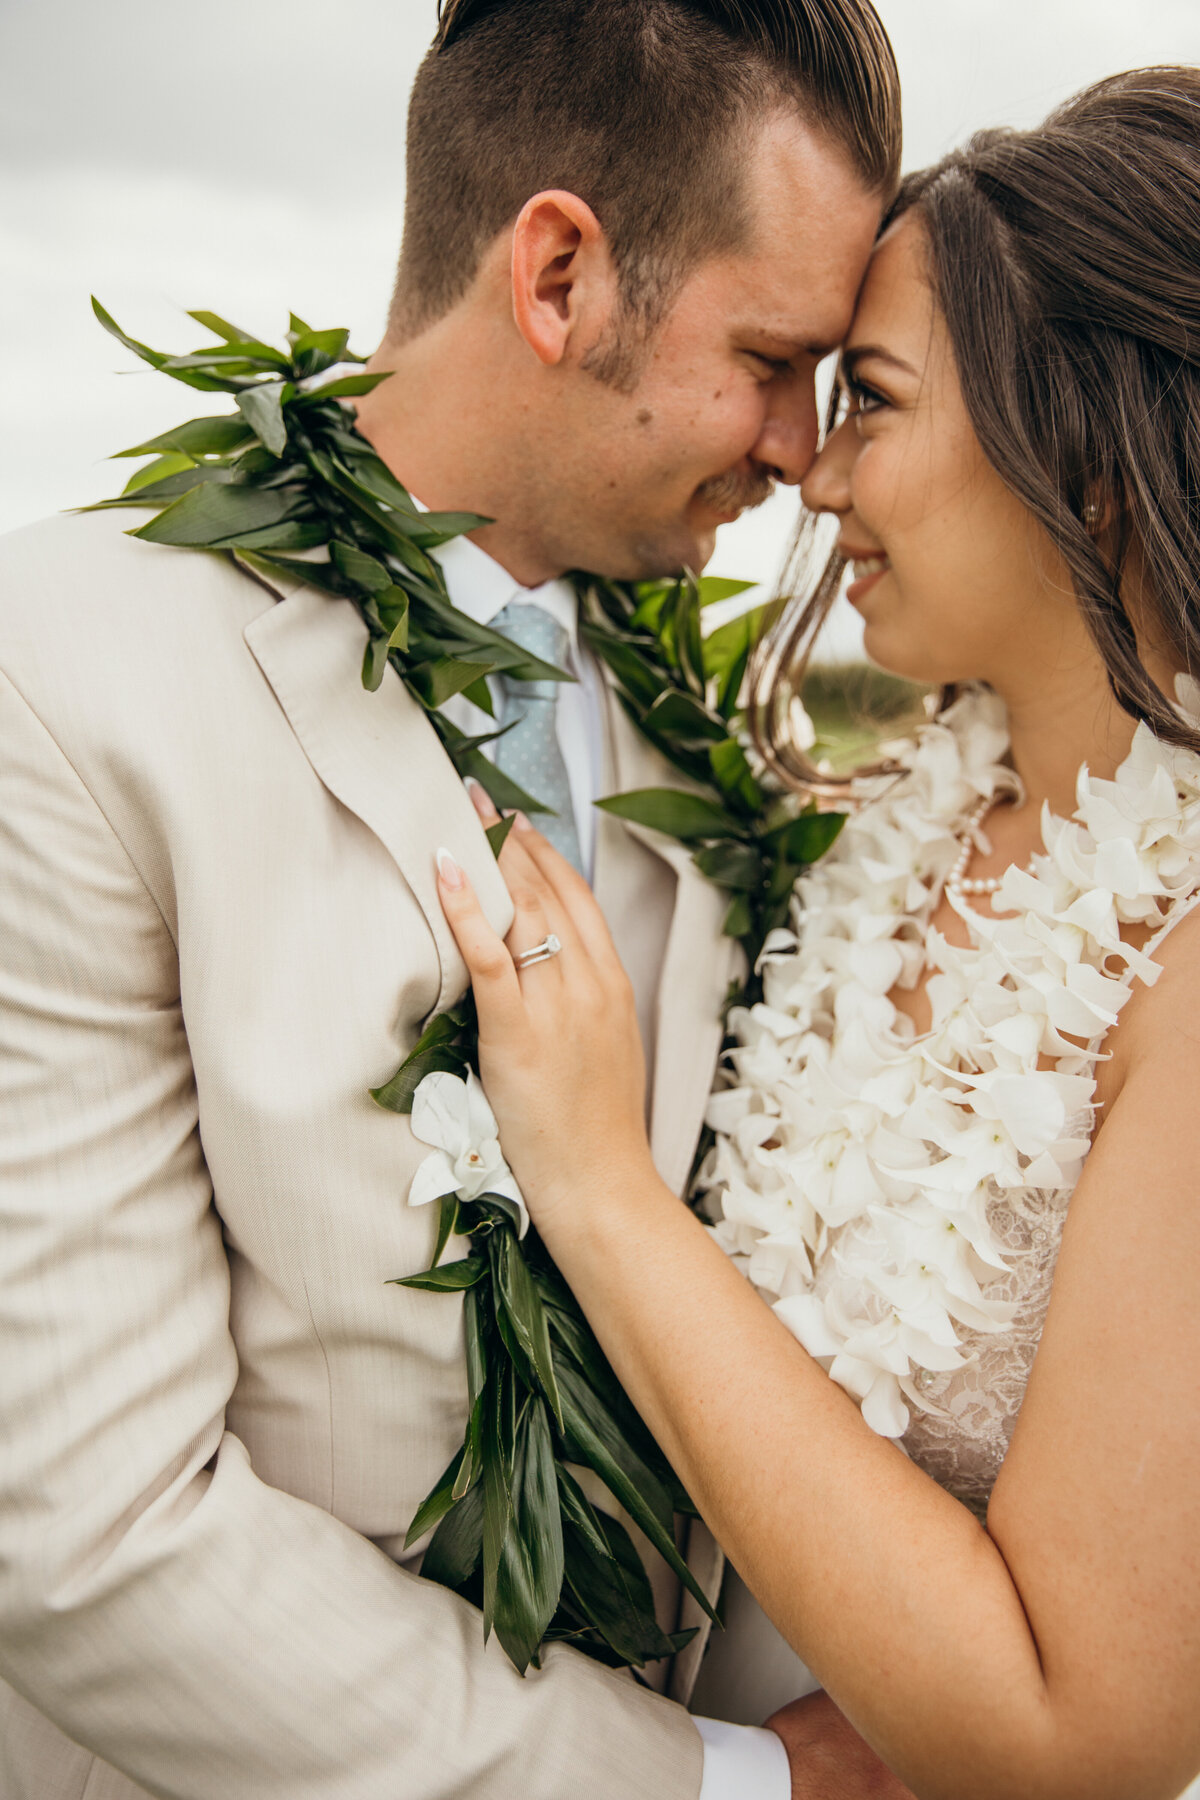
[[537, 1166, 1062, 1800]]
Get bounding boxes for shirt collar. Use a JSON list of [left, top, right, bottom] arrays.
[[417, 498, 581, 657]]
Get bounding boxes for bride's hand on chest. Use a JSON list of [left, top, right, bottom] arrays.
[[436, 798, 659, 1232]]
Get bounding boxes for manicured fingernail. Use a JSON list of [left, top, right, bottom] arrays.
[[513, 811, 533, 832], [466, 779, 499, 822], [436, 847, 464, 889]]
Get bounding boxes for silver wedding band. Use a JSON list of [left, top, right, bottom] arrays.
[[515, 933, 562, 970]]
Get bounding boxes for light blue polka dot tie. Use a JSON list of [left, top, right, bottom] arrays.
[[491, 601, 584, 873]]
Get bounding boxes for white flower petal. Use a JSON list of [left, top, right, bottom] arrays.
[[408, 1150, 460, 1210], [410, 1071, 473, 1158]]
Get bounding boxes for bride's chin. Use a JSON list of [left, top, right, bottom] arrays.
[[859, 620, 942, 689]]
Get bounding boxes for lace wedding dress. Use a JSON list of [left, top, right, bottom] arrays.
[[691, 687, 1200, 1800]]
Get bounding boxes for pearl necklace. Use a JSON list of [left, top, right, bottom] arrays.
[[945, 794, 1008, 898]]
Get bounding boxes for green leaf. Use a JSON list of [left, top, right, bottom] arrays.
[[628, 581, 673, 634], [723, 891, 753, 939], [536, 1270, 695, 1514], [707, 738, 764, 812], [120, 452, 196, 495], [91, 296, 167, 370], [446, 744, 551, 818], [129, 481, 304, 548], [405, 509, 493, 548], [431, 1191, 461, 1268], [468, 1191, 525, 1236], [287, 311, 314, 342], [111, 463, 233, 506], [559, 1509, 681, 1667], [640, 689, 726, 747], [369, 1007, 471, 1113], [222, 520, 327, 553], [492, 1229, 563, 1429], [783, 810, 847, 864], [92, 298, 240, 393], [329, 448, 418, 514], [453, 1392, 487, 1502], [405, 1445, 469, 1547], [164, 342, 291, 375], [331, 539, 393, 596], [703, 601, 774, 695], [460, 676, 494, 715], [673, 576, 706, 696], [596, 787, 736, 844], [187, 308, 259, 344], [480, 1369, 516, 1639], [245, 552, 350, 598], [554, 1358, 716, 1623], [693, 840, 764, 890], [464, 1283, 489, 1407], [486, 814, 516, 859], [494, 1397, 564, 1672], [409, 655, 504, 711], [420, 1476, 485, 1587], [390, 1253, 487, 1293], [114, 415, 254, 460], [297, 371, 391, 400], [555, 1465, 613, 1561], [697, 574, 757, 607], [291, 326, 350, 377], [362, 633, 390, 692], [385, 595, 411, 655], [554, 1358, 673, 1540], [235, 382, 292, 456], [580, 627, 665, 712]]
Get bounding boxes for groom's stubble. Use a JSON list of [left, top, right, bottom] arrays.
[[694, 463, 777, 522]]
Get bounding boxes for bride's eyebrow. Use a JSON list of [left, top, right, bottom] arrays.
[[841, 343, 920, 381]]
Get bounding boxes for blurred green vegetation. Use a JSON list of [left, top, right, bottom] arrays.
[[801, 662, 930, 774]]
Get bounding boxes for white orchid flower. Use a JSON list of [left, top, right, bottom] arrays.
[[408, 1070, 529, 1237]]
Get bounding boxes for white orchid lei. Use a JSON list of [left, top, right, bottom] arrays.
[[702, 681, 1200, 1439]]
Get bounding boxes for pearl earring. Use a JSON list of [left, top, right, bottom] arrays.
[[1083, 499, 1101, 524]]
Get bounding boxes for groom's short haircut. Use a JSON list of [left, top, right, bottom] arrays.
[[389, 0, 900, 380]]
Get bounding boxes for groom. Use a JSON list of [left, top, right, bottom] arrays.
[[0, 2, 909, 1797]]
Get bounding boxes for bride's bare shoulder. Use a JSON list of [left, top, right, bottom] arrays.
[[1094, 895, 1200, 1117]]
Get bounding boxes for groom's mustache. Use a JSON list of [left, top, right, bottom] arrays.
[[693, 465, 776, 517]]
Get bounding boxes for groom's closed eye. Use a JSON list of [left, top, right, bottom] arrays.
[[747, 352, 797, 381]]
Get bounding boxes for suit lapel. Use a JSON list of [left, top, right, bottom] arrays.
[[244, 576, 514, 1014], [593, 676, 734, 1697], [593, 678, 739, 1199]]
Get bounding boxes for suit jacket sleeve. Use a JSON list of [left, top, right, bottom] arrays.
[[0, 663, 702, 1799]]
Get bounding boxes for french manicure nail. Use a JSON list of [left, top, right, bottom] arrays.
[[436, 847, 464, 889], [466, 778, 499, 821]]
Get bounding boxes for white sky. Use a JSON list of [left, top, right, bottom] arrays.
[[3, 0, 1199, 655]]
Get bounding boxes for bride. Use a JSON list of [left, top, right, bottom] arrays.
[[434, 67, 1200, 1800]]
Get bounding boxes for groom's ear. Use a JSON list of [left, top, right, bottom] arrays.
[[510, 191, 616, 367]]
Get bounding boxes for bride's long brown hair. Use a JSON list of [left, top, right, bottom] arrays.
[[751, 66, 1200, 792]]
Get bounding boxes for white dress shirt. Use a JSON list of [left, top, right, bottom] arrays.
[[430, 527, 791, 1800]]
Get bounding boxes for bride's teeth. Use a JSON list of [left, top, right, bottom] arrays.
[[852, 556, 888, 578]]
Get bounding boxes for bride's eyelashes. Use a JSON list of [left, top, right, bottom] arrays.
[[845, 374, 889, 417]]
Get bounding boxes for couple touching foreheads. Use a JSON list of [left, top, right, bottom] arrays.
[[2, 1, 1199, 1797]]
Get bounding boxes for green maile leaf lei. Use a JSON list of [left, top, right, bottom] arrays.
[[89, 299, 845, 1676]]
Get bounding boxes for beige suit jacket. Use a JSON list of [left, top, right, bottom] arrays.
[[0, 510, 732, 1800]]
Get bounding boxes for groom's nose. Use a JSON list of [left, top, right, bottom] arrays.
[[750, 376, 821, 485]]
